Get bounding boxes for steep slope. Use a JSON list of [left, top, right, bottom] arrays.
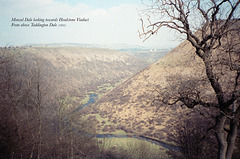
[[94, 39, 206, 140]]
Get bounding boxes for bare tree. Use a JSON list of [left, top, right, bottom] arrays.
[[139, 1, 240, 159], [0, 48, 33, 158], [167, 113, 217, 159], [0, 48, 104, 159]]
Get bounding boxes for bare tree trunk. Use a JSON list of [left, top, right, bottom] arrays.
[[30, 144, 35, 159], [37, 106, 42, 159], [58, 100, 63, 159], [215, 114, 239, 159], [226, 119, 239, 159], [36, 66, 42, 159], [70, 122, 74, 159], [215, 114, 228, 159]]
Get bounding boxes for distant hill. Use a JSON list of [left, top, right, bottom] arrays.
[[23, 43, 100, 48], [5, 47, 149, 101], [123, 49, 170, 64], [21, 43, 171, 65], [22, 43, 148, 50]]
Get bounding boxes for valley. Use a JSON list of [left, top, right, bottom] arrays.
[[2, 1, 240, 158], [86, 40, 200, 139], [15, 46, 150, 104], [0, 46, 174, 158], [1, 37, 239, 159]]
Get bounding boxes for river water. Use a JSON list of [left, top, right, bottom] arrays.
[[72, 93, 98, 113], [74, 93, 179, 151]]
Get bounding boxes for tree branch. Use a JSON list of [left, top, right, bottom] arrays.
[[179, 96, 218, 108]]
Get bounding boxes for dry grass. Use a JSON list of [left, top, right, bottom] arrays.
[[94, 39, 206, 141]]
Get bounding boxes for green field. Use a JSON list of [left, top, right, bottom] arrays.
[[96, 137, 170, 159]]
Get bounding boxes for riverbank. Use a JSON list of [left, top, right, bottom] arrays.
[[74, 93, 179, 151]]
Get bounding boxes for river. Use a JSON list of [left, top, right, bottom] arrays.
[[72, 93, 98, 113], [73, 93, 179, 151]]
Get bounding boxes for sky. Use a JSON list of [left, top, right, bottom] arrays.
[[0, 0, 181, 49]]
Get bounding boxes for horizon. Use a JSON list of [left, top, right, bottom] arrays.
[[2, 42, 174, 50], [0, 0, 181, 49]]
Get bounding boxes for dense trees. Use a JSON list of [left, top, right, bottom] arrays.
[[167, 114, 217, 159], [139, 0, 240, 159], [0, 48, 99, 159]]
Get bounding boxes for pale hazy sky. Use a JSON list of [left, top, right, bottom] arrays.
[[0, 0, 181, 48]]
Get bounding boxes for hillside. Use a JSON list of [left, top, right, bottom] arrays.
[[4, 47, 149, 101], [93, 39, 206, 140], [0, 46, 157, 159], [93, 23, 240, 144]]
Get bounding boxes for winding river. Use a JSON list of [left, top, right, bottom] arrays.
[[74, 93, 179, 151], [73, 93, 98, 113]]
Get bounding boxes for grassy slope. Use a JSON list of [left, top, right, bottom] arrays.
[[93, 40, 205, 141]]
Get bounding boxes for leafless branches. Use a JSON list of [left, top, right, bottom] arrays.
[[0, 48, 101, 159], [139, 1, 240, 158]]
